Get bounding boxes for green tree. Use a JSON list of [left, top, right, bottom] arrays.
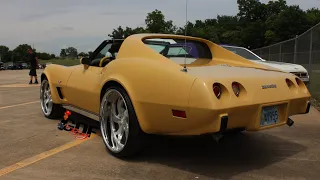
[[37, 52, 51, 60], [88, 51, 93, 57], [306, 8, 320, 26], [108, 26, 126, 39], [145, 9, 177, 33], [237, 0, 265, 21], [266, 5, 309, 44], [12, 44, 33, 62], [78, 52, 88, 57], [0, 45, 10, 62], [177, 21, 220, 43], [60, 49, 67, 58], [66, 47, 78, 58], [108, 25, 148, 39]]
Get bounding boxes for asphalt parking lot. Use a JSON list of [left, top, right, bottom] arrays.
[[1, 69, 320, 180]]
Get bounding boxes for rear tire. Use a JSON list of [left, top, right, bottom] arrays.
[[99, 85, 147, 158], [40, 79, 64, 119]]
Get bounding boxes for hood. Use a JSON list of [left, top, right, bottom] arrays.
[[252, 60, 308, 73]]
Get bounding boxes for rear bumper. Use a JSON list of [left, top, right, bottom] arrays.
[[217, 100, 310, 133], [166, 98, 310, 135]]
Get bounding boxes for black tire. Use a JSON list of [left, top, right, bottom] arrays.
[[99, 85, 148, 158], [40, 79, 64, 119]]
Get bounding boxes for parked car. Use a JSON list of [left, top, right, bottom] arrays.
[[220, 45, 310, 84], [21, 63, 29, 69], [0, 61, 4, 70], [7, 64, 20, 70], [40, 34, 311, 158]]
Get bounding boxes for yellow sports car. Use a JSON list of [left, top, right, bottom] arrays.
[[40, 33, 311, 157]]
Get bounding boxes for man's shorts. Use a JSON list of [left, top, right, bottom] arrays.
[[29, 68, 37, 76]]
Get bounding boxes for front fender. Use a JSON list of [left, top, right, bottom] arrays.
[[41, 71, 61, 104], [41, 64, 75, 104]]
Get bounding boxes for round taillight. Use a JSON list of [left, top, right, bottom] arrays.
[[212, 83, 221, 99], [232, 82, 240, 97], [286, 79, 292, 87]]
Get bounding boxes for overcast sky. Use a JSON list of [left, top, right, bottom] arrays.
[[0, 0, 319, 55]]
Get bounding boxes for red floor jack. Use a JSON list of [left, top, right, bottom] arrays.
[[57, 110, 95, 140]]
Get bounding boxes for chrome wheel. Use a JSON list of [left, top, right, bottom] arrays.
[[40, 80, 53, 116], [100, 89, 129, 153]]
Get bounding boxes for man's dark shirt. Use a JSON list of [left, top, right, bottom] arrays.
[[27, 52, 37, 68]]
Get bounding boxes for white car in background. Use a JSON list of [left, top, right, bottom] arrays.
[[220, 45, 310, 84]]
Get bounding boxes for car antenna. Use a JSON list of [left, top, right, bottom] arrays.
[[181, 0, 188, 72]]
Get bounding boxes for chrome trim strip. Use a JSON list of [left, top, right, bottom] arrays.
[[62, 104, 100, 121]]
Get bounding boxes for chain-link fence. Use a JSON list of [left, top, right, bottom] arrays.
[[252, 22, 320, 101]]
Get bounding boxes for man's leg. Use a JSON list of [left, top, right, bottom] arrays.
[[34, 69, 38, 84], [29, 68, 37, 84], [34, 75, 38, 84], [29, 70, 33, 84]]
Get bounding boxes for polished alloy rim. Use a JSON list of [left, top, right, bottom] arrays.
[[100, 89, 129, 153], [40, 80, 53, 116]]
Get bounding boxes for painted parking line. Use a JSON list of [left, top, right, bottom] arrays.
[[0, 84, 40, 88], [0, 134, 96, 177], [0, 101, 40, 110]]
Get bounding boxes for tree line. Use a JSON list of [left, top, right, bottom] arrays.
[[108, 0, 320, 49], [1, 0, 319, 63], [0, 44, 56, 63]]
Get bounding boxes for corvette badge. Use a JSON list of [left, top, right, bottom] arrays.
[[261, 84, 277, 89]]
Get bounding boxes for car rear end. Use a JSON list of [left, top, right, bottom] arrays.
[[178, 65, 311, 135]]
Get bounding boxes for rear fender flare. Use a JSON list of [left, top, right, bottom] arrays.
[[100, 75, 148, 132]]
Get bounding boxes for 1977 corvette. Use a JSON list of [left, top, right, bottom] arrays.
[[40, 33, 311, 157]]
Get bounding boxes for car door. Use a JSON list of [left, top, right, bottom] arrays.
[[63, 41, 112, 114]]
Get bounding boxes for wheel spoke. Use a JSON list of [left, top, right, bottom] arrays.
[[110, 130, 117, 149], [121, 110, 129, 136], [116, 125, 124, 138], [100, 89, 129, 153], [115, 137, 124, 150], [40, 81, 53, 116], [110, 104, 121, 123]]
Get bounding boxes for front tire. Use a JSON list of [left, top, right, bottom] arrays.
[[40, 79, 64, 119], [99, 86, 147, 158]]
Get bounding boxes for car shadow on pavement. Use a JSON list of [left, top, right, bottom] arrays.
[[129, 132, 307, 179]]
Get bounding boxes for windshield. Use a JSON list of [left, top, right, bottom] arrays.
[[143, 38, 212, 64], [222, 46, 262, 61]]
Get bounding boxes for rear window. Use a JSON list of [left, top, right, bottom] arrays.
[[143, 38, 212, 64]]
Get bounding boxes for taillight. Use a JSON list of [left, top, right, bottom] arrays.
[[172, 110, 186, 118], [232, 82, 240, 97], [295, 78, 301, 85], [286, 79, 293, 87], [212, 83, 221, 99]]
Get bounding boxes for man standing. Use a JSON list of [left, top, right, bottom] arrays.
[[27, 48, 38, 84]]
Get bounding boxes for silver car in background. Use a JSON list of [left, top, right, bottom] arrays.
[[220, 45, 310, 84]]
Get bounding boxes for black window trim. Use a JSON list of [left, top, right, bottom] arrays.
[[89, 39, 124, 61]]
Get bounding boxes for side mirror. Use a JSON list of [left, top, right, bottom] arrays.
[[80, 57, 91, 65]]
